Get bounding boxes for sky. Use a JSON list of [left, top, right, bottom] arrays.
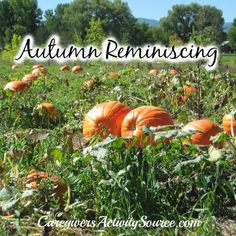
[[38, 0, 236, 22]]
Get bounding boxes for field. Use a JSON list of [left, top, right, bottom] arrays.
[[0, 58, 236, 236], [220, 54, 236, 72]]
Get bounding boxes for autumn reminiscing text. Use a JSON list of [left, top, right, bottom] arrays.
[[15, 35, 219, 71]]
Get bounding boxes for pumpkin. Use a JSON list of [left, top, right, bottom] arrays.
[[182, 119, 221, 146], [11, 64, 18, 70], [71, 65, 83, 73], [85, 79, 94, 88], [22, 73, 37, 82], [25, 171, 67, 197], [37, 102, 59, 120], [108, 71, 119, 78], [4, 80, 28, 92], [83, 101, 131, 139], [168, 68, 178, 76], [32, 67, 47, 76], [32, 64, 43, 70], [222, 112, 236, 136], [181, 85, 199, 102], [60, 65, 70, 71], [213, 76, 220, 81], [121, 106, 174, 146], [149, 68, 158, 76]]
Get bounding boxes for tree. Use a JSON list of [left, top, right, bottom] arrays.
[[228, 18, 236, 52], [43, 4, 70, 45], [44, 0, 136, 44], [85, 18, 105, 47], [1, 34, 22, 61], [127, 22, 153, 46], [0, 0, 42, 47], [160, 3, 225, 44], [148, 27, 169, 45]]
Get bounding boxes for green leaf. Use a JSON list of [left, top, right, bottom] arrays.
[[174, 156, 203, 172], [20, 189, 35, 199], [208, 146, 223, 162], [117, 169, 127, 176], [0, 187, 14, 202], [89, 147, 109, 159], [51, 147, 63, 161]]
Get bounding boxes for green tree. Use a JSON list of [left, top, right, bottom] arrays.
[[1, 34, 22, 61], [148, 27, 169, 45], [43, 4, 70, 45], [160, 3, 225, 44], [0, 0, 42, 47], [127, 22, 153, 46], [85, 18, 105, 47], [45, 0, 136, 44], [228, 18, 236, 52]]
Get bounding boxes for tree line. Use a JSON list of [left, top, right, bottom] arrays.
[[0, 0, 236, 52]]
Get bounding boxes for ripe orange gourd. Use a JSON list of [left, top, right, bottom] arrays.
[[25, 171, 67, 197], [222, 113, 236, 136], [22, 73, 37, 82], [83, 101, 131, 139], [121, 106, 174, 146], [60, 65, 69, 71], [4, 80, 28, 92], [181, 85, 199, 102], [37, 102, 59, 120], [182, 119, 221, 146], [32, 64, 43, 70], [85, 79, 94, 88], [72, 65, 83, 73], [32, 67, 47, 76], [149, 69, 158, 76], [168, 68, 178, 76], [108, 71, 119, 78]]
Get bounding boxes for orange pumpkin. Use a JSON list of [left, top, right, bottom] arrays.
[[85, 79, 94, 88], [60, 65, 70, 71], [22, 73, 37, 82], [181, 85, 199, 102], [222, 113, 236, 136], [11, 64, 18, 70], [108, 71, 119, 78], [168, 68, 178, 76], [182, 119, 221, 146], [213, 76, 220, 81], [32, 64, 44, 70], [83, 101, 131, 139], [25, 171, 67, 197], [4, 80, 28, 92], [37, 102, 59, 120], [32, 67, 47, 76], [149, 68, 158, 76], [71, 65, 83, 73], [121, 106, 174, 146]]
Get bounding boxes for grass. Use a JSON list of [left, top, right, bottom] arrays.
[[219, 54, 236, 72], [0, 58, 235, 235]]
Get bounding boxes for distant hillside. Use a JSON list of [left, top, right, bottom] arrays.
[[137, 17, 232, 32], [137, 18, 159, 27], [224, 22, 232, 32]]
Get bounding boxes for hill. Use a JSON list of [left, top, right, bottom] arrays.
[[137, 17, 232, 32]]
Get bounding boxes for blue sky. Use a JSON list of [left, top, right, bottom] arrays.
[[38, 0, 235, 22]]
